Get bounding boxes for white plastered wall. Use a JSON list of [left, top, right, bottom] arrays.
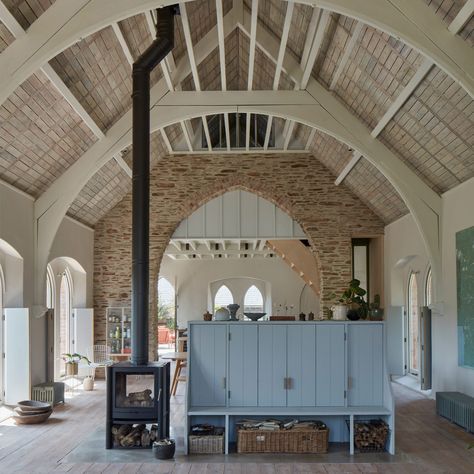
[[159, 255, 319, 328], [385, 177, 474, 397], [0, 180, 95, 386]]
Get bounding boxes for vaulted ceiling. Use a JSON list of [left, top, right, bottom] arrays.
[[0, 0, 472, 228]]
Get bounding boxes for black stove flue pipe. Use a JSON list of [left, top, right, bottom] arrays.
[[132, 5, 177, 366]]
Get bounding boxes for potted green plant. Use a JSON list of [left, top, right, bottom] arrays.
[[62, 353, 90, 376], [330, 279, 368, 321], [368, 294, 384, 320]]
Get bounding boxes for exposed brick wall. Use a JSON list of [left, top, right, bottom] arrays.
[[94, 153, 384, 359]]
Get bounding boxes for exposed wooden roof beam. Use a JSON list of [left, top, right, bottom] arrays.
[[112, 23, 133, 66], [216, 0, 231, 151], [180, 2, 213, 151], [335, 57, 433, 184], [329, 21, 364, 90], [448, 0, 474, 34]]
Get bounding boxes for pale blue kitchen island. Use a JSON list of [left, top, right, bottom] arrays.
[[185, 321, 394, 455]]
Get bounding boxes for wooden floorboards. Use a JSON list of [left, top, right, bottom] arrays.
[[0, 380, 473, 473]]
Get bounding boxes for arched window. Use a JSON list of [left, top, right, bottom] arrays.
[[158, 277, 175, 322], [408, 272, 419, 375], [425, 267, 433, 307], [244, 285, 264, 313], [58, 272, 72, 378], [214, 285, 234, 310]]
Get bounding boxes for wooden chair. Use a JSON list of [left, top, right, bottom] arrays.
[[171, 336, 188, 395]]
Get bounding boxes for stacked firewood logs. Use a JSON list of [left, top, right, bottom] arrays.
[[116, 389, 154, 408], [111, 423, 159, 448], [353, 420, 389, 451]]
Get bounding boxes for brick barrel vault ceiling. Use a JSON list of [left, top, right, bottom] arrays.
[[424, 0, 474, 45], [48, 25, 133, 133], [67, 131, 168, 227], [0, 20, 14, 53], [0, 70, 97, 196], [2, 0, 55, 30]]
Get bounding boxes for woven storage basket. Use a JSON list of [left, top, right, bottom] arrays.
[[188, 434, 224, 454], [237, 428, 329, 454]]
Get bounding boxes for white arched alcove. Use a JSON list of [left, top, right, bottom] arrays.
[[0, 238, 24, 307]]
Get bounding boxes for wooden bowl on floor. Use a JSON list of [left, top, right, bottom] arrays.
[[13, 408, 52, 424], [17, 400, 52, 413]]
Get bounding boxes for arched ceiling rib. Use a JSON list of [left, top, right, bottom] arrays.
[[0, 0, 472, 296]]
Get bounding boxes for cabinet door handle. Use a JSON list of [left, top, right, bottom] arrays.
[[287, 377, 292, 390], [222, 377, 226, 389], [347, 377, 353, 390], [283, 377, 287, 389]]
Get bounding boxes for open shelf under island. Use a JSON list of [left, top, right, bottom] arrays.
[[185, 320, 394, 455]]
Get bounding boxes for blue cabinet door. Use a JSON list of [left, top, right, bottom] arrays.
[[348, 324, 384, 406], [258, 325, 287, 406], [190, 324, 227, 407], [315, 324, 346, 406], [287, 325, 316, 406], [228, 324, 258, 406]]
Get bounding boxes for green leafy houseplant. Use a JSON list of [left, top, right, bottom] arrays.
[[62, 353, 90, 376], [330, 279, 368, 320]]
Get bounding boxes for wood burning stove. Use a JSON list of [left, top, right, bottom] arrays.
[[106, 362, 170, 449], [105, 5, 178, 449]]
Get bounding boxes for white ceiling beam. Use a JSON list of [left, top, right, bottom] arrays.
[[305, 128, 316, 150], [263, 0, 294, 150], [170, 148, 310, 155], [301, 7, 320, 68], [334, 152, 362, 185], [247, 0, 259, 90], [146, 10, 194, 152], [0, 1, 24, 37], [283, 121, 296, 150], [329, 21, 363, 90], [112, 22, 133, 66], [179, 2, 213, 151], [1, 0, 473, 109], [273, 1, 294, 90], [113, 153, 133, 178], [448, 0, 474, 34], [301, 10, 330, 89], [216, 0, 231, 151], [335, 57, 433, 184], [160, 128, 173, 154]]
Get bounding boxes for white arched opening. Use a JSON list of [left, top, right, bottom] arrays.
[[408, 272, 420, 377], [48, 256, 87, 380], [214, 285, 234, 310], [58, 270, 72, 379], [244, 285, 264, 313], [425, 267, 433, 308]]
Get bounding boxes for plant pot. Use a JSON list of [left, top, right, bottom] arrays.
[[369, 308, 384, 320], [153, 439, 175, 459], [66, 362, 78, 376], [346, 309, 360, 321], [83, 376, 94, 391], [331, 304, 348, 321]]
